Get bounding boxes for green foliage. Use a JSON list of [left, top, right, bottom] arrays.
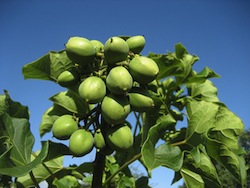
[[0, 35, 246, 188]]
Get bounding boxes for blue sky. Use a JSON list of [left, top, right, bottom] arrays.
[[1, 1, 250, 187]]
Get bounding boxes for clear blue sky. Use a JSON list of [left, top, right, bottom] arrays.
[[1, 1, 250, 187]]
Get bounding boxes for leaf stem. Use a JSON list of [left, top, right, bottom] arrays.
[[29, 170, 40, 188], [171, 140, 186, 146], [103, 153, 142, 186]]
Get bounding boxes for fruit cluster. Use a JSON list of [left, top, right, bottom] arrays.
[[52, 35, 159, 156]]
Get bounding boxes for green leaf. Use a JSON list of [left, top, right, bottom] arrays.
[[0, 141, 49, 177], [141, 114, 182, 172], [208, 103, 244, 150], [205, 138, 246, 186], [117, 175, 135, 188], [1, 113, 34, 166], [188, 80, 219, 102], [0, 90, 29, 119], [149, 53, 184, 80], [180, 168, 204, 188], [185, 67, 220, 84], [186, 99, 244, 149], [186, 100, 219, 146], [153, 143, 183, 171], [175, 43, 188, 59], [43, 141, 71, 162], [22, 50, 74, 81], [39, 104, 72, 137], [49, 90, 89, 116], [52, 175, 81, 188], [191, 152, 221, 187], [17, 151, 64, 187]]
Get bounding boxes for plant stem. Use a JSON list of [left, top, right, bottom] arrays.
[[103, 153, 142, 186], [29, 170, 40, 188], [91, 151, 106, 188]]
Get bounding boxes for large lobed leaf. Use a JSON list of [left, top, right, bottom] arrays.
[[0, 140, 48, 177], [49, 90, 89, 116], [141, 114, 183, 172], [39, 104, 72, 137], [1, 113, 34, 166], [185, 99, 246, 185], [0, 90, 29, 119], [22, 50, 74, 81]]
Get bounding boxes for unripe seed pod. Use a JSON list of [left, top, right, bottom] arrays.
[[106, 66, 133, 95], [78, 76, 106, 104], [129, 56, 159, 84], [104, 37, 129, 64], [65, 37, 96, 66], [101, 94, 130, 125], [126, 35, 145, 54]]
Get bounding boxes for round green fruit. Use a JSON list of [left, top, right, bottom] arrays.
[[90, 40, 104, 52], [126, 35, 145, 54], [65, 37, 96, 66], [106, 124, 133, 151], [94, 129, 106, 149], [128, 87, 154, 112], [52, 115, 78, 140], [78, 76, 106, 104], [129, 56, 159, 84], [106, 66, 133, 95], [57, 69, 79, 87], [69, 129, 94, 157], [101, 94, 130, 125], [104, 37, 129, 64]]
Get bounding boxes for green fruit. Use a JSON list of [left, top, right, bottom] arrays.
[[57, 69, 79, 87], [128, 87, 154, 112], [78, 76, 106, 104], [65, 37, 96, 66], [52, 115, 78, 140], [94, 129, 106, 149], [69, 129, 94, 157], [101, 94, 130, 125], [106, 124, 133, 151], [90, 40, 104, 52], [129, 56, 159, 84], [104, 37, 129, 64], [106, 66, 133, 95], [126, 35, 145, 54]]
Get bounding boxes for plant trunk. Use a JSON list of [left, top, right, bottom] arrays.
[[91, 150, 106, 188]]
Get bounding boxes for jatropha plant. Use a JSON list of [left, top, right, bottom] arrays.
[[0, 35, 246, 188]]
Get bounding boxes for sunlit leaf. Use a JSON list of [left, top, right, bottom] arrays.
[[208, 103, 244, 149], [185, 67, 220, 84], [0, 90, 29, 119], [205, 138, 246, 186], [191, 152, 221, 187], [141, 115, 182, 172], [186, 99, 219, 146], [39, 104, 72, 137], [117, 175, 135, 188], [49, 90, 89, 116], [180, 168, 204, 188], [17, 151, 64, 187], [22, 50, 74, 81], [188, 79, 219, 102], [0, 141, 48, 177], [175, 43, 188, 59], [2, 113, 34, 166]]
